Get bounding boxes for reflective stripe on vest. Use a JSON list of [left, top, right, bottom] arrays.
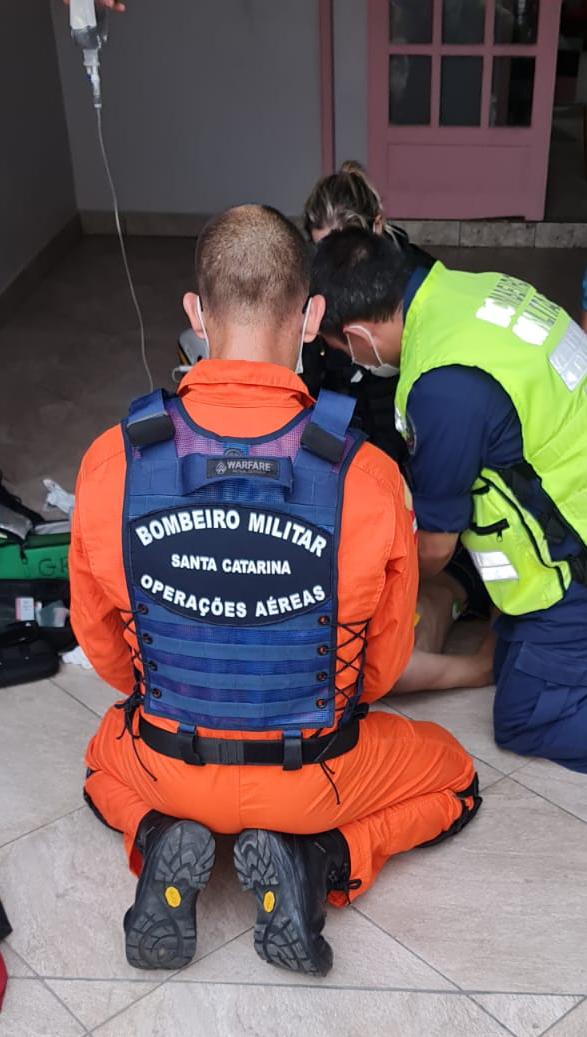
[[122, 389, 364, 734], [548, 321, 587, 390], [470, 551, 518, 583]]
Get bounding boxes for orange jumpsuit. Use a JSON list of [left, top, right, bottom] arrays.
[[70, 361, 476, 902]]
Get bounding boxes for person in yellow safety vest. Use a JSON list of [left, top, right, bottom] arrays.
[[302, 162, 495, 696], [311, 227, 587, 774]]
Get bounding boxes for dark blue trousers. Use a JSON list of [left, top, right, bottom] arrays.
[[494, 637, 587, 773]]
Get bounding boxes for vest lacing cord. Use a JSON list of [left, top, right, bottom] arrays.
[[120, 606, 145, 675], [331, 618, 370, 724], [314, 618, 370, 806], [114, 608, 158, 783], [114, 685, 158, 783]]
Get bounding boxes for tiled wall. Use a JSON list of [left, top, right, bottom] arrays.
[[77, 212, 587, 247], [396, 221, 587, 248]]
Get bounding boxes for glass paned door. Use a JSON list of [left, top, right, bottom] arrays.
[[440, 56, 483, 125], [368, 0, 562, 219], [494, 1, 539, 45], [389, 56, 432, 124], [442, 0, 486, 45]]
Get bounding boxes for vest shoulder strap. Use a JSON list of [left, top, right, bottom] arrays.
[[301, 389, 357, 463], [126, 386, 358, 462], [125, 390, 175, 449]]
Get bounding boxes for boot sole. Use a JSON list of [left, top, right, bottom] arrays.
[[125, 820, 215, 971], [233, 829, 333, 977]]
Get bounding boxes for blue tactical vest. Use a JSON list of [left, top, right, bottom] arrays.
[[122, 388, 364, 736]]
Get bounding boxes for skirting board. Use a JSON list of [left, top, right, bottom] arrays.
[[79, 211, 587, 247], [80, 211, 210, 237]]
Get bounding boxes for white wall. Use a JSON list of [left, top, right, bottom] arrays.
[[51, 0, 323, 216], [0, 0, 76, 294], [333, 0, 368, 169]]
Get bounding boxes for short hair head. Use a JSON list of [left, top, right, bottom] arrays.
[[310, 227, 415, 340], [195, 205, 310, 326]]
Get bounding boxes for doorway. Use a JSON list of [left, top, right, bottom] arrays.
[[545, 0, 587, 220], [368, 0, 562, 220]]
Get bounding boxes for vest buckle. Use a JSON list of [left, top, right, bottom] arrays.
[[127, 412, 175, 449], [216, 740, 245, 765], [177, 727, 204, 766], [301, 422, 345, 463], [282, 730, 303, 771]]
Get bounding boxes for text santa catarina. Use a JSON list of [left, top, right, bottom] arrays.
[[129, 504, 333, 626]]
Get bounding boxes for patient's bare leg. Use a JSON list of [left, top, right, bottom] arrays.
[[392, 569, 494, 694], [414, 571, 468, 654], [393, 628, 496, 694]]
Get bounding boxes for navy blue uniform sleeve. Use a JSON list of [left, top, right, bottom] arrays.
[[406, 366, 522, 533]]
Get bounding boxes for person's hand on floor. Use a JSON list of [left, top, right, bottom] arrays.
[[63, 0, 127, 11]]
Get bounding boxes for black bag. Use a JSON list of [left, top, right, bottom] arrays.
[[0, 901, 11, 943], [0, 476, 76, 686], [0, 579, 76, 654], [0, 622, 60, 688], [0, 899, 10, 1014]]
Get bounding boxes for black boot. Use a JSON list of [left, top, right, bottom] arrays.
[[124, 811, 215, 970], [233, 828, 357, 976], [418, 773, 483, 849]]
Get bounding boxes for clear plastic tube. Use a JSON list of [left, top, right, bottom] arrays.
[[95, 107, 154, 392]]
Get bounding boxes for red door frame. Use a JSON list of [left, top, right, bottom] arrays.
[[367, 0, 562, 220]]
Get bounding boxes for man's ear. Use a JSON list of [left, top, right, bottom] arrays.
[[303, 295, 326, 342], [343, 322, 373, 352], [183, 292, 206, 337]]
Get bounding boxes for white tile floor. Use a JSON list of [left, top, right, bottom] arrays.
[[1, 662, 586, 1037]]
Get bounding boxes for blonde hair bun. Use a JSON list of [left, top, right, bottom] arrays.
[[339, 160, 367, 177], [303, 160, 384, 237], [338, 161, 383, 214]]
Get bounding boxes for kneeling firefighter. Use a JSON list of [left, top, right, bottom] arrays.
[[70, 205, 480, 975], [312, 228, 587, 773]]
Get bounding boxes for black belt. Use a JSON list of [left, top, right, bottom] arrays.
[[138, 709, 366, 771]]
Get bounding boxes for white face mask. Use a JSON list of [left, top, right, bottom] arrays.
[[296, 299, 313, 375], [346, 324, 398, 378], [196, 296, 210, 354]]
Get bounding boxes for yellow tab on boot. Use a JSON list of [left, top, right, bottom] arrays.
[[263, 891, 276, 913], [165, 886, 181, 908]]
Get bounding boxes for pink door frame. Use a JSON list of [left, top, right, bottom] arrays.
[[367, 0, 562, 220], [319, 0, 335, 175]]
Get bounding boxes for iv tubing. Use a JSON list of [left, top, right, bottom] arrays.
[[95, 106, 154, 392]]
